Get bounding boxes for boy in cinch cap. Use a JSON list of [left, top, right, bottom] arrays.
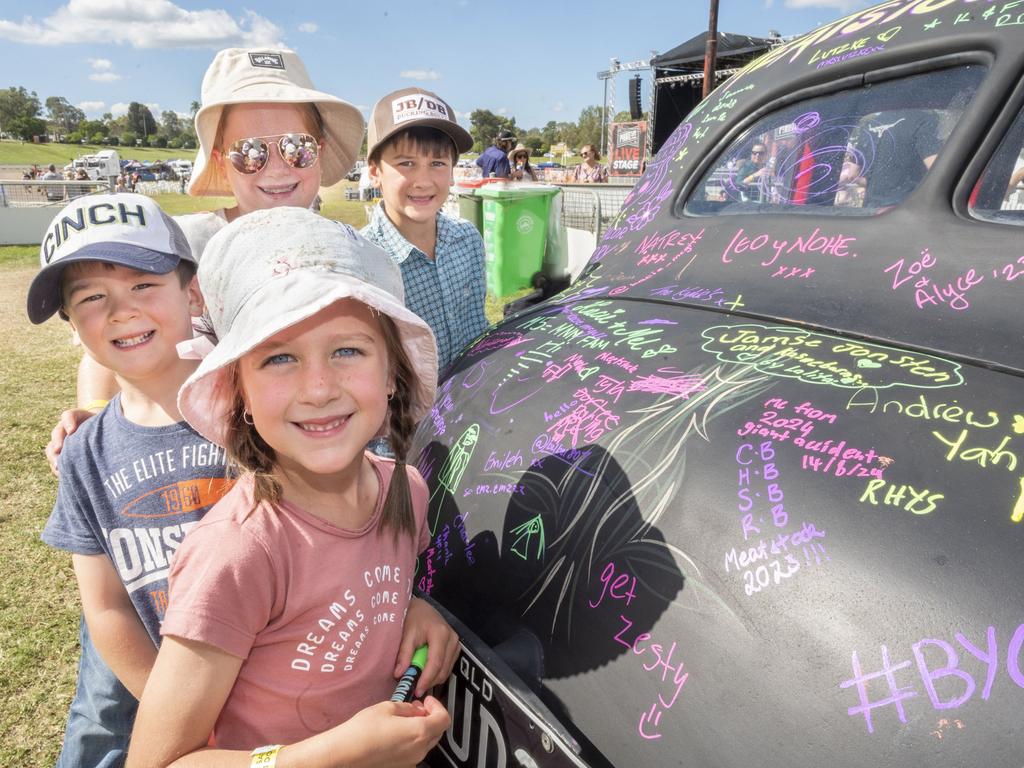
[[27, 193, 233, 767], [361, 87, 488, 376]]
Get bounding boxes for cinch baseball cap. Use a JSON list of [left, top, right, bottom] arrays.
[[367, 87, 473, 161], [27, 193, 194, 324]]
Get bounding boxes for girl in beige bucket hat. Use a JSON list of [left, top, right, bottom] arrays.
[[129, 208, 457, 765], [53, 47, 367, 470], [186, 47, 364, 224]]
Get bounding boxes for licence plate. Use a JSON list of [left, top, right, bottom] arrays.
[[430, 644, 589, 768]]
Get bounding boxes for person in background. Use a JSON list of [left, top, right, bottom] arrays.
[[735, 142, 769, 199], [363, 87, 488, 376], [127, 208, 456, 767], [72, 167, 91, 198], [476, 128, 516, 179], [573, 143, 608, 183], [42, 163, 64, 201], [509, 143, 537, 182]]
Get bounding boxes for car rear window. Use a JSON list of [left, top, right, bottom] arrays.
[[684, 65, 985, 217], [968, 99, 1024, 226]]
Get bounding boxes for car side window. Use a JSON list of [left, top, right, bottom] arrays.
[[684, 65, 985, 217], [968, 101, 1024, 225]]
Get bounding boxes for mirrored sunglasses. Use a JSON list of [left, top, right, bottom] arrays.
[[224, 133, 321, 174]]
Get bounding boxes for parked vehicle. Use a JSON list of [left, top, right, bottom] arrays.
[[345, 159, 365, 182], [416, 3, 1024, 767], [69, 149, 120, 180], [167, 158, 193, 177]]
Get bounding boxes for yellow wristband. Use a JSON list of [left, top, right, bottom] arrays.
[[83, 399, 109, 413], [250, 745, 281, 767]]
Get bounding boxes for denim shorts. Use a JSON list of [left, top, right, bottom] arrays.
[[56, 617, 137, 768]]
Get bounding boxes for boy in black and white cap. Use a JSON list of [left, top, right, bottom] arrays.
[[27, 193, 232, 767], [361, 87, 488, 376]]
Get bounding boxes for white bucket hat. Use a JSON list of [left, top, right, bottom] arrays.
[[178, 207, 437, 448], [188, 48, 364, 197]]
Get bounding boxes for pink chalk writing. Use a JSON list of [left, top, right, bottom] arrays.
[[543, 352, 598, 384], [629, 370, 706, 399], [883, 248, 1022, 312], [467, 331, 535, 356], [732, 440, 830, 596], [614, 615, 690, 739], [546, 387, 620, 448], [841, 623, 1024, 734], [462, 482, 526, 497], [588, 561, 690, 740], [736, 398, 886, 481], [722, 226, 857, 268], [608, 228, 705, 297], [595, 351, 639, 374]]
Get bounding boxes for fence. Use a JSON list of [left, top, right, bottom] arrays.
[[0, 179, 110, 245], [0, 179, 110, 207], [557, 182, 633, 240]]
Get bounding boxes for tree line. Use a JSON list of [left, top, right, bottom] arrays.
[[0, 86, 198, 149], [468, 105, 646, 156], [2, 85, 648, 157]]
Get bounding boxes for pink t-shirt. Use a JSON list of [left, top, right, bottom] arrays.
[[161, 454, 429, 749]]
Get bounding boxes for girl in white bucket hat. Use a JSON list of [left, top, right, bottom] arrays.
[[129, 207, 457, 765]]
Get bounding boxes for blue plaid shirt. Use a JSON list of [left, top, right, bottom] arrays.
[[362, 204, 489, 375]]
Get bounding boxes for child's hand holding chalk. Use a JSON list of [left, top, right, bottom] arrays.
[[392, 645, 429, 702]]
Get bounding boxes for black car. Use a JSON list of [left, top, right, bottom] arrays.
[[417, 2, 1024, 767]]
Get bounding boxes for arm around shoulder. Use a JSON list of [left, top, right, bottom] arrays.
[[73, 553, 157, 699]]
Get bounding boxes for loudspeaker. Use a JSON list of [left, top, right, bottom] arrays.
[[629, 76, 643, 120]]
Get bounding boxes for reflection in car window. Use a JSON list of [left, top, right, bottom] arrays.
[[685, 65, 985, 216], [969, 101, 1024, 226]]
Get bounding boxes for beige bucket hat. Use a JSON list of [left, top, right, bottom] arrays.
[[188, 48, 365, 197], [178, 207, 438, 448]]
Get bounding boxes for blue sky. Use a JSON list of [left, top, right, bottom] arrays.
[[0, 0, 875, 130]]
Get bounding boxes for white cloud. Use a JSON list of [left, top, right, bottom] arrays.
[[110, 102, 131, 116], [90, 72, 122, 82], [79, 100, 105, 112], [400, 69, 441, 81], [0, 1, 284, 48], [552, 101, 565, 113], [298, 21, 317, 33], [496, 107, 508, 116], [88, 57, 113, 69]]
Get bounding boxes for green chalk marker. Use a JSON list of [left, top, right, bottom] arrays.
[[391, 645, 429, 702]]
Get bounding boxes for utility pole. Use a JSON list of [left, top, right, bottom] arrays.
[[703, 0, 720, 99]]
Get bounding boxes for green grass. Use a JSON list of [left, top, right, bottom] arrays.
[[0, 139, 191, 166], [0, 245, 82, 764], [0, 190, 531, 759]]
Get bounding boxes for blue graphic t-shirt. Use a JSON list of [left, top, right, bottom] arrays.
[[42, 395, 231, 645]]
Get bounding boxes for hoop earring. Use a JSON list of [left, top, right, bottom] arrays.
[[242, 410, 254, 426]]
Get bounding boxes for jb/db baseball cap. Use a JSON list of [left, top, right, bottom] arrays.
[[366, 87, 473, 161]]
